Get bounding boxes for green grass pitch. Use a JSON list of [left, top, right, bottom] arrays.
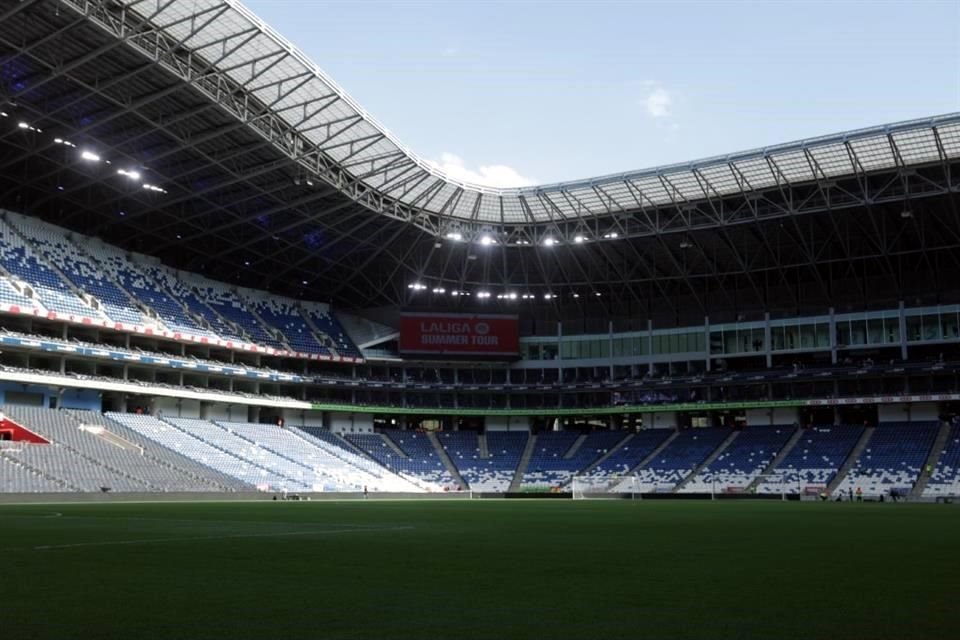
[[2, 500, 959, 639]]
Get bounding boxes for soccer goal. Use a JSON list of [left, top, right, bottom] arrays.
[[571, 473, 637, 499], [751, 473, 799, 501]]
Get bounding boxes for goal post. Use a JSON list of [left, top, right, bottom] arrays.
[[571, 473, 637, 499], [751, 472, 799, 501]]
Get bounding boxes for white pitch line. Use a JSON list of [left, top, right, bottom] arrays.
[[33, 525, 414, 551]]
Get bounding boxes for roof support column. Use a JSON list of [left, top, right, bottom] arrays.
[[704, 316, 710, 372], [764, 312, 772, 368], [829, 307, 837, 365], [899, 300, 908, 361]]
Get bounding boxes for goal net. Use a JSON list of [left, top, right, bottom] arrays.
[[571, 473, 637, 499]]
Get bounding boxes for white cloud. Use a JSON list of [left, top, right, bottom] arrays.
[[644, 87, 672, 118], [428, 152, 536, 188], [441, 46, 459, 57]]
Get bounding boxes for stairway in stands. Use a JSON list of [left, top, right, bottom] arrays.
[[577, 434, 634, 477], [509, 433, 537, 491], [827, 428, 876, 493], [674, 429, 740, 492], [745, 426, 804, 492], [427, 431, 468, 490], [911, 422, 952, 498]]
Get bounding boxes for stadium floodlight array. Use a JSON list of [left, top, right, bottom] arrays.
[[1, 112, 168, 194]]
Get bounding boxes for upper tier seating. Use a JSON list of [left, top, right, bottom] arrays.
[[757, 425, 864, 494], [924, 424, 960, 497], [0, 217, 97, 317], [633, 427, 730, 492], [8, 218, 143, 326], [251, 299, 330, 355], [682, 426, 795, 493], [304, 304, 361, 358], [834, 422, 939, 497], [192, 282, 284, 349], [0, 277, 35, 309], [0, 210, 362, 358], [94, 246, 216, 338], [144, 266, 240, 340]]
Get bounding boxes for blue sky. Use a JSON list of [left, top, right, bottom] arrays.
[[245, 0, 960, 187]]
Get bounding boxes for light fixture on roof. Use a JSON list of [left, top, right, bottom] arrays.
[[432, 287, 446, 294], [407, 282, 427, 291], [477, 291, 491, 299], [479, 235, 495, 246], [573, 293, 580, 299], [117, 168, 141, 181], [507, 292, 518, 300], [573, 235, 587, 244], [515, 239, 530, 245], [143, 184, 167, 193], [445, 231, 463, 241], [594, 291, 602, 297], [302, 280, 309, 285], [543, 293, 554, 300], [80, 150, 101, 162], [543, 237, 557, 247], [900, 210, 913, 219], [679, 238, 692, 249], [603, 231, 619, 239]]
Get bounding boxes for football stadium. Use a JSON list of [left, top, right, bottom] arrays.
[[0, 0, 959, 638]]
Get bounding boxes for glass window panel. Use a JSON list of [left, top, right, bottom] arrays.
[[816, 323, 831, 348], [867, 318, 883, 344], [710, 331, 723, 354], [800, 324, 815, 348], [906, 316, 922, 342], [923, 313, 942, 341], [944, 312, 959, 340], [884, 318, 900, 344]]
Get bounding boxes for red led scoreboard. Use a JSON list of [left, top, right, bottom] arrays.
[[399, 312, 519, 357]]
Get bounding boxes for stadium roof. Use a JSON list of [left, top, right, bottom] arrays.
[[0, 0, 958, 320], [52, 0, 960, 230]]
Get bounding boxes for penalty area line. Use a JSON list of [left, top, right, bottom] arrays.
[[32, 524, 415, 551]]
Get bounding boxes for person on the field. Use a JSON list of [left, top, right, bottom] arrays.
[[363, 485, 368, 499], [855, 487, 863, 502], [848, 488, 854, 502]]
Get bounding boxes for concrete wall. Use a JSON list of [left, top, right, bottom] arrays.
[[485, 416, 530, 431], [327, 412, 373, 434], [744, 407, 800, 426], [909, 402, 940, 422], [642, 411, 677, 429], [877, 402, 940, 424], [56, 388, 101, 411], [151, 397, 201, 418]]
